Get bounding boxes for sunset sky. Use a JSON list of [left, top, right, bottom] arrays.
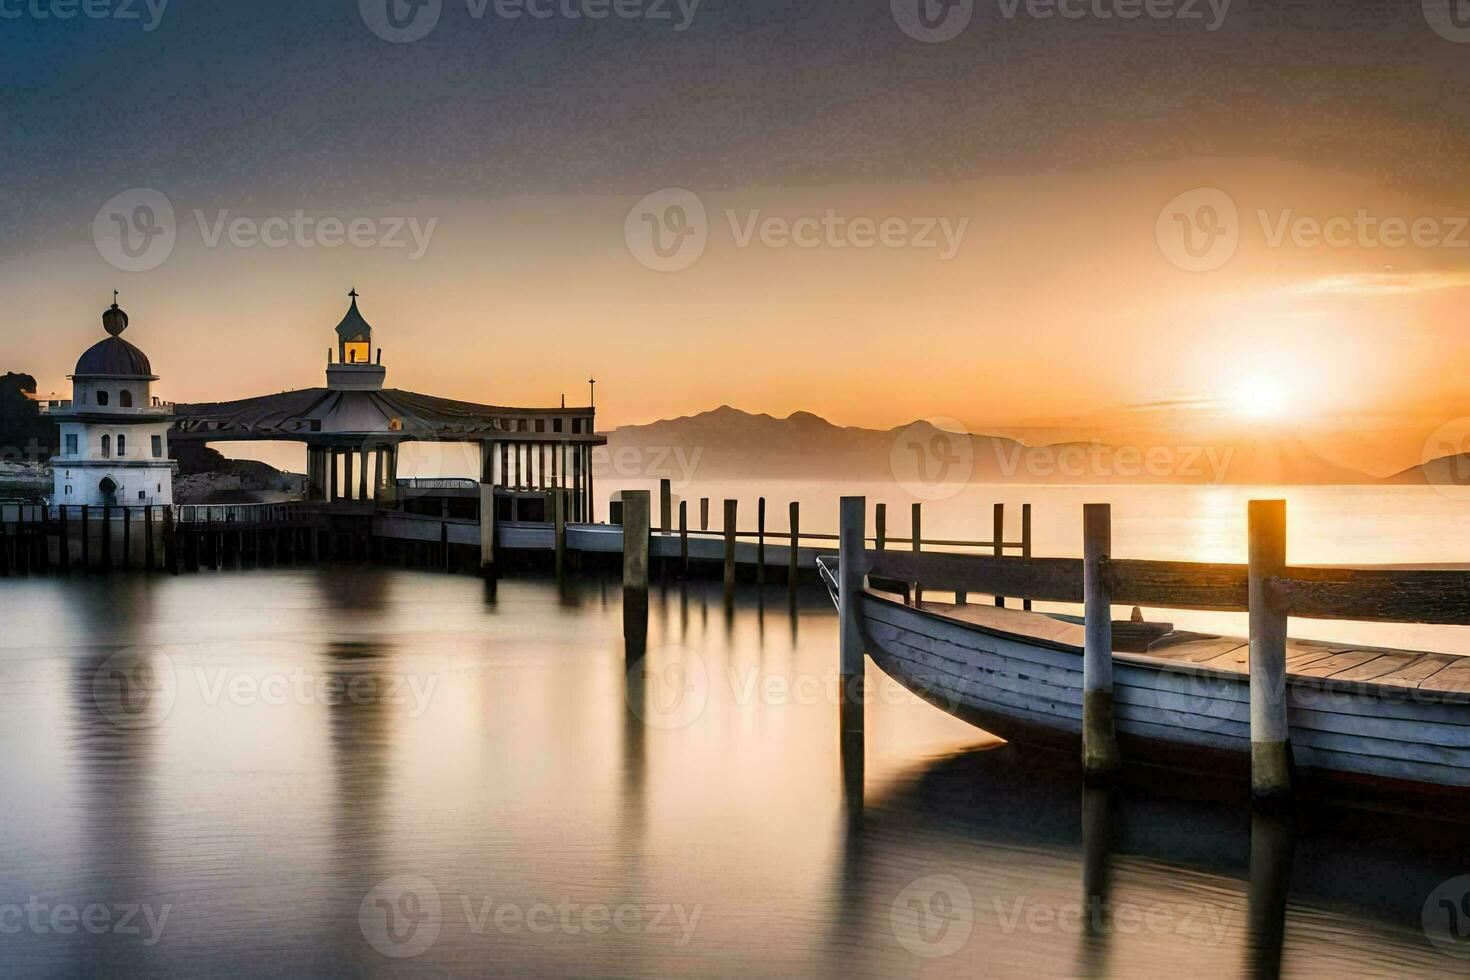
[[5, 1, 1470, 475]]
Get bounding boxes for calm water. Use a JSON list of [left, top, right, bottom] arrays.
[[4, 484, 1470, 977]]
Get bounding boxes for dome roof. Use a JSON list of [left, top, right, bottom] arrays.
[[74, 336, 154, 378], [72, 300, 156, 378]]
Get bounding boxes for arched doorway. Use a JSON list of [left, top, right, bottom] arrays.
[[98, 477, 118, 507]]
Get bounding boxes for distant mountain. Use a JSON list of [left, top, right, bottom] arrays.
[[1383, 454, 1470, 488], [603, 406, 1377, 486]]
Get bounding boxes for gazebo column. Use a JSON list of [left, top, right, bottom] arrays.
[[329, 450, 340, 502], [357, 447, 369, 501], [500, 443, 509, 490], [344, 450, 355, 502], [586, 443, 595, 523], [381, 446, 399, 508]]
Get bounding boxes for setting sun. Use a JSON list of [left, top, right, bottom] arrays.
[[1228, 377, 1291, 419]]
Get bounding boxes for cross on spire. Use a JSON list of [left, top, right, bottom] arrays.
[[112, 289, 119, 307], [348, 287, 359, 300], [588, 376, 597, 407]]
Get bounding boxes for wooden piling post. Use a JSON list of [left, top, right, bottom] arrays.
[[101, 506, 113, 571], [756, 497, 766, 586], [554, 489, 567, 582], [81, 506, 90, 570], [788, 501, 800, 596], [1082, 503, 1121, 781], [874, 503, 886, 550], [1248, 499, 1292, 804], [59, 507, 70, 573], [679, 500, 689, 576], [623, 490, 651, 640], [0, 514, 9, 577], [441, 520, 451, 573], [911, 502, 923, 606], [1022, 503, 1033, 611], [659, 479, 672, 534], [123, 507, 133, 569], [723, 499, 737, 604], [700, 498, 709, 532], [145, 506, 155, 571], [479, 482, 497, 577], [839, 497, 866, 679], [994, 503, 1005, 607], [164, 507, 178, 574]]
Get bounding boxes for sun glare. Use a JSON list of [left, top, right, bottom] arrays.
[[1227, 378, 1290, 419]]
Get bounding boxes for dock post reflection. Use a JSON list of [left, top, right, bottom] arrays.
[[1077, 784, 1116, 977], [1247, 810, 1293, 980]]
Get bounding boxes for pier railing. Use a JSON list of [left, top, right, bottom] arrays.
[[836, 496, 1470, 804]]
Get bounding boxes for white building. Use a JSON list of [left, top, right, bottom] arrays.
[[50, 298, 177, 508]]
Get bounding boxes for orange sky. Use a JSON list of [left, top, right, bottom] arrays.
[[6, 156, 1470, 477]]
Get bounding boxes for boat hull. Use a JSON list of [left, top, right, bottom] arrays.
[[859, 591, 1470, 793]]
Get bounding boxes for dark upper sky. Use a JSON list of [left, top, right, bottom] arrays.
[[6, 0, 1470, 257]]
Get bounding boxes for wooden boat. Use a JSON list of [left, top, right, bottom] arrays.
[[817, 557, 1470, 794]]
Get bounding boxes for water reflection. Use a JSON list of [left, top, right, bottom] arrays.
[[0, 568, 1463, 976]]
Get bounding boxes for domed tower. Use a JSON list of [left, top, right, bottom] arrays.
[[51, 296, 177, 507], [327, 288, 386, 391]]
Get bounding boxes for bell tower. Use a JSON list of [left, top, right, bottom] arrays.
[[327, 288, 386, 391]]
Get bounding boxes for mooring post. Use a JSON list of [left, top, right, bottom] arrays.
[[59, 507, 70, 573], [479, 483, 497, 578], [123, 507, 133, 569], [164, 507, 178, 574], [554, 489, 567, 582], [757, 497, 766, 586], [993, 503, 1006, 607], [788, 501, 800, 597], [101, 506, 113, 571], [440, 520, 451, 573], [145, 506, 155, 571], [723, 499, 737, 605], [1248, 499, 1292, 805], [1082, 503, 1121, 781], [623, 490, 651, 641], [839, 496, 867, 679], [874, 503, 886, 550], [911, 502, 923, 606], [0, 513, 9, 578], [659, 479, 672, 534], [81, 506, 90, 570], [679, 500, 689, 576], [1022, 503, 1033, 611], [700, 498, 709, 532]]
